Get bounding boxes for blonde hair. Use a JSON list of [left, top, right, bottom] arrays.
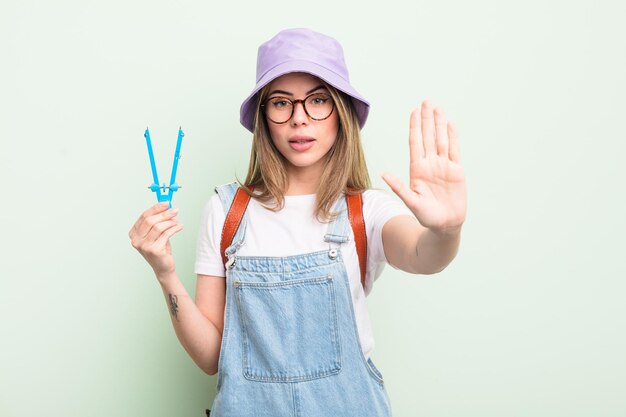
[[241, 77, 371, 221]]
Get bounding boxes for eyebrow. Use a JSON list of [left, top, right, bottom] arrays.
[[267, 85, 326, 97]]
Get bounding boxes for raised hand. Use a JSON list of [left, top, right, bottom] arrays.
[[382, 100, 467, 235]]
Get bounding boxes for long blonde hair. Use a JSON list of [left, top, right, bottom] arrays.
[[242, 77, 371, 221]]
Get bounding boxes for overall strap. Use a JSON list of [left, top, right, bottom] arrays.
[[220, 187, 368, 289], [219, 186, 253, 266], [346, 193, 367, 289], [324, 192, 368, 289]]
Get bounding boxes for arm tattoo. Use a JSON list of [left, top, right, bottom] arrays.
[[168, 293, 180, 322]]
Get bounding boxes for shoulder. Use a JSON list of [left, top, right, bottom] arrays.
[[209, 181, 259, 215], [214, 181, 239, 193], [202, 182, 264, 224], [202, 183, 229, 218], [199, 192, 227, 225]]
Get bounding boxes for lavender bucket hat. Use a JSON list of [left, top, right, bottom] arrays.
[[239, 28, 370, 132]]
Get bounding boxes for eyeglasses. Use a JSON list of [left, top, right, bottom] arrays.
[[261, 92, 335, 124]]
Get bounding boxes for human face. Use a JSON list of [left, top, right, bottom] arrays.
[[264, 72, 339, 178]]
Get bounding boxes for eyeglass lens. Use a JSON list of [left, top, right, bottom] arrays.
[[264, 93, 334, 123]]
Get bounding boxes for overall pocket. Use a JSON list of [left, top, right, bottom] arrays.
[[234, 274, 341, 382], [365, 357, 385, 385]]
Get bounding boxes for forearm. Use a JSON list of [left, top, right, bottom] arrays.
[[157, 272, 222, 375], [413, 226, 462, 275]]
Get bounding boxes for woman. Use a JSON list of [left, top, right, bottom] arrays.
[[130, 28, 466, 416]]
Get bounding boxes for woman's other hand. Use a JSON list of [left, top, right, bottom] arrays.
[[129, 202, 184, 280]]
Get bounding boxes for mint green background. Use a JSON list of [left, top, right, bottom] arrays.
[[2, 0, 625, 416]]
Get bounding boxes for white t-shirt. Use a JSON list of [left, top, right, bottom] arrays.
[[194, 189, 414, 359]]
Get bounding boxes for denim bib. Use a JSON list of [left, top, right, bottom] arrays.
[[209, 182, 393, 416]]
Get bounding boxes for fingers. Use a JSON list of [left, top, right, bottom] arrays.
[[417, 100, 458, 161], [154, 222, 185, 247], [130, 203, 179, 240], [143, 218, 181, 244], [130, 216, 181, 247], [129, 203, 182, 251], [448, 121, 461, 163], [133, 201, 170, 226], [434, 107, 449, 157], [421, 100, 436, 155], [409, 108, 424, 163]]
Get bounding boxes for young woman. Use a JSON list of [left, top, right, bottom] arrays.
[[130, 28, 466, 416]]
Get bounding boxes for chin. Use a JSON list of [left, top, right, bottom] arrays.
[[286, 156, 325, 170]]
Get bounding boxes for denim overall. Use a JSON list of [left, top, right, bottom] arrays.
[[209, 183, 393, 417]]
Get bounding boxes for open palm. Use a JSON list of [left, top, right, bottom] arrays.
[[383, 100, 467, 234]]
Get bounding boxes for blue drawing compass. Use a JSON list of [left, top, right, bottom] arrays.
[[144, 127, 184, 208]]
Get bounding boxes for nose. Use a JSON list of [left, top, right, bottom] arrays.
[[290, 101, 309, 126]]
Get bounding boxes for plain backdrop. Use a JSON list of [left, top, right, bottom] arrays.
[[1, 0, 625, 416]]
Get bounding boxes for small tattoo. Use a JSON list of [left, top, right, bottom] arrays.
[[168, 293, 179, 321]]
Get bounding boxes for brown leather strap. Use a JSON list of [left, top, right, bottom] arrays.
[[346, 192, 367, 289], [220, 187, 252, 266]]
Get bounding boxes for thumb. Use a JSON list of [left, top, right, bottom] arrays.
[[381, 172, 416, 207]]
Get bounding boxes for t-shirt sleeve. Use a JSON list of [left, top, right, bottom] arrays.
[[362, 189, 414, 293], [194, 194, 226, 277]]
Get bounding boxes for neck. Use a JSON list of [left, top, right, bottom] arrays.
[[285, 165, 322, 195]]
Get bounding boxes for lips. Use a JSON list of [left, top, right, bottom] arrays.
[[288, 136, 316, 152]]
